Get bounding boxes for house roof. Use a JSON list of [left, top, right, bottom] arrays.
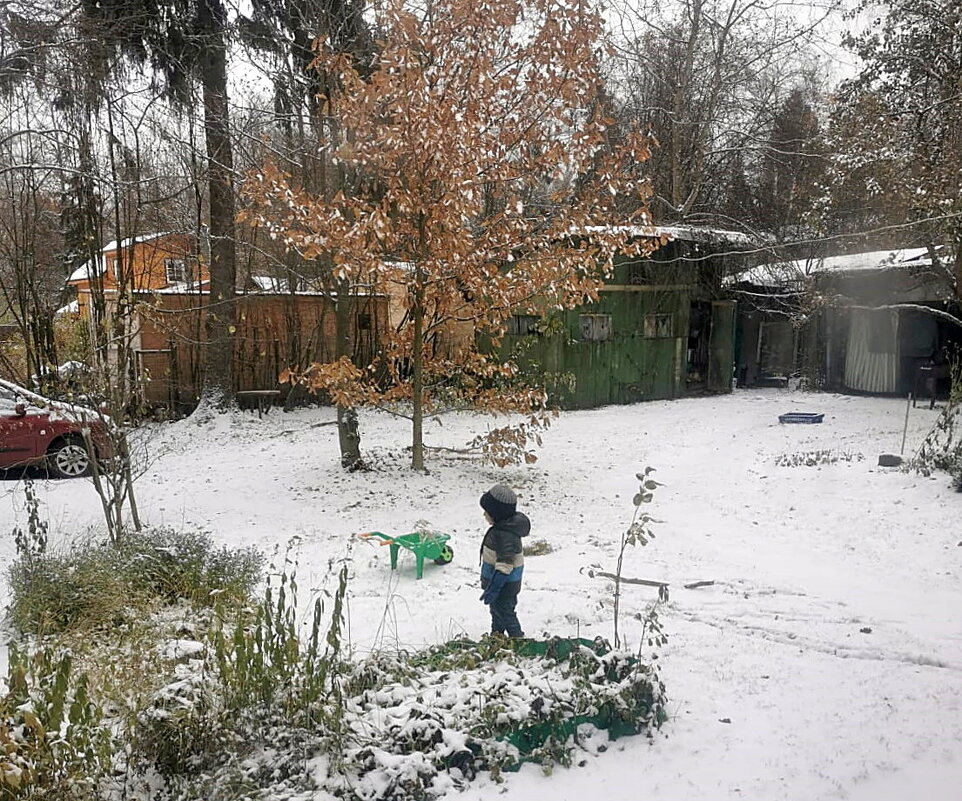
[[66, 232, 174, 283], [735, 246, 942, 287], [101, 231, 172, 254]]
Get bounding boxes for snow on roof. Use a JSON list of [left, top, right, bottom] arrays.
[[807, 247, 932, 274], [101, 231, 172, 254], [56, 300, 79, 315], [735, 246, 940, 287], [583, 225, 756, 247], [67, 256, 104, 283], [66, 232, 175, 283], [131, 279, 210, 294], [251, 275, 289, 293]]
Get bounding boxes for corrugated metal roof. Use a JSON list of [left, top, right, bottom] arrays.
[[735, 246, 944, 287]]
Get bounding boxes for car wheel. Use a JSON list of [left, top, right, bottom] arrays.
[[48, 439, 92, 479]]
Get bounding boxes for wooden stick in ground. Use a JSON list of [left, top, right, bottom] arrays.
[[901, 392, 912, 454], [590, 570, 715, 590], [590, 570, 668, 588]]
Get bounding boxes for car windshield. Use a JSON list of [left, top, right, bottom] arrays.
[[0, 385, 44, 416]]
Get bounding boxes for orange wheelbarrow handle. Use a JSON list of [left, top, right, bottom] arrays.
[[358, 531, 396, 546]]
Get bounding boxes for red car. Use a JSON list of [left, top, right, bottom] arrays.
[[0, 378, 112, 478]]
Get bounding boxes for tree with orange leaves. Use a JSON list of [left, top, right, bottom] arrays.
[[242, 0, 661, 470]]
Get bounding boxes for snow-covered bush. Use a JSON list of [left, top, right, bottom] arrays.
[[7, 542, 135, 635], [343, 637, 666, 788], [6, 525, 263, 636], [130, 560, 350, 782], [113, 527, 263, 605], [132, 658, 223, 778], [137, 633, 666, 801]]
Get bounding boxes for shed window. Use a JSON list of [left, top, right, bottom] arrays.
[[644, 313, 674, 338], [507, 314, 540, 336], [579, 314, 611, 342], [164, 258, 187, 284]]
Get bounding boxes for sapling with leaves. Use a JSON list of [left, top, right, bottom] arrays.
[[242, 0, 660, 471], [612, 467, 663, 649]]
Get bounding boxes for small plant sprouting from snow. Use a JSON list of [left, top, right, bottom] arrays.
[[612, 468, 663, 648], [775, 449, 864, 467], [526, 538, 554, 556], [11, 479, 48, 561]]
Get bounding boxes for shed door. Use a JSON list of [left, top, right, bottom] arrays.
[[844, 308, 899, 393], [758, 320, 795, 377], [707, 301, 736, 393]]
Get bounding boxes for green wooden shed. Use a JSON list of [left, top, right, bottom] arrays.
[[503, 226, 750, 409]]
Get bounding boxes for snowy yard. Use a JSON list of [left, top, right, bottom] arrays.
[[1, 389, 960, 800]]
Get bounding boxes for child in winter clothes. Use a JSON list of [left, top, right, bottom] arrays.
[[479, 483, 529, 637]]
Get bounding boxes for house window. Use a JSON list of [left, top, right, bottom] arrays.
[[164, 258, 187, 284], [507, 314, 540, 336], [579, 314, 611, 342], [357, 312, 372, 331], [644, 313, 674, 338]]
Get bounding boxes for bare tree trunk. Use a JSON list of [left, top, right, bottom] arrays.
[[670, 0, 701, 211], [334, 278, 363, 468], [411, 274, 425, 472], [120, 435, 142, 530], [199, 0, 236, 408], [91, 94, 143, 543], [954, 233, 962, 300]]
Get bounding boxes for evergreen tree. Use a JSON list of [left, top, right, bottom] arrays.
[[81, 0, 238, 406], [757, 89, 825, 240]]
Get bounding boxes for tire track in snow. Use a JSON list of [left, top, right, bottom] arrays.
[[675, 607, 962, 672], [666, 579, 962, 673]]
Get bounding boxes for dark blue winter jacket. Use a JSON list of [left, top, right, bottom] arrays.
[[480, 511, 530, 587]]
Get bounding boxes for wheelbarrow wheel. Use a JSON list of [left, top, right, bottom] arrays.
[[434, 545, 454, 565]]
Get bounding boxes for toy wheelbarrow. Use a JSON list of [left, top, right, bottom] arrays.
[[358, 530, 454, 579]]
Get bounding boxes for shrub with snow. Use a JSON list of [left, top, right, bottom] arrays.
[[140, 635, 666, 801], [6, 526, 263, 635], [913, 402, 962, 488]]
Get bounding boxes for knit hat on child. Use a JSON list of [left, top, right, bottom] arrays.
[[480, 483, 517, 522]]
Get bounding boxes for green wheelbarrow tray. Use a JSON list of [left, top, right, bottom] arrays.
[[358, 530, 454, 579]]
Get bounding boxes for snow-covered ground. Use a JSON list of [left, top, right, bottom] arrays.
[[1, 389, 960, 800]]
